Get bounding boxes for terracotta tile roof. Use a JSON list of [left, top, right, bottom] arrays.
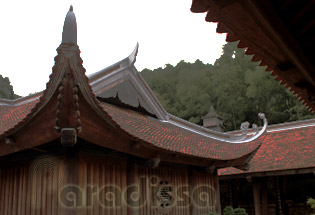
[[0, 98, 262, 160], [0, 99, 39, 135], [100, 102, 261, 160], [218, 124, 315, 176]]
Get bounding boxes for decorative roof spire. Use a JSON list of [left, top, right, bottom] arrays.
[[202, 106, 223, 132], [62, 5, 77, 44]]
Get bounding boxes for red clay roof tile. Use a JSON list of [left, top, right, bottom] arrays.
[[0, 99, 262, 160], [218, 125, 315, 175], [100, 102, 261, 160], [0, 99, 39, 135]]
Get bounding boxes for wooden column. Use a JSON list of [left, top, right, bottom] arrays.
[[60, 147, 80, 215], [126, 160, 139, 215], [213, 170, 222, 215], [261, 180, 269, 215], [228, 180, 233, 206], [281, 177, 289, 215], [189, 168, 197, 215], [253, 180, 261, 215], [275, 176, 283, 215]]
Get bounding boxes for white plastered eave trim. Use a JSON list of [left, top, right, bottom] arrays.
[[161, 113, 268, 144]]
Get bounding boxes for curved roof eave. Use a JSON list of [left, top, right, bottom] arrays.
[[191, 0, 315, 113]]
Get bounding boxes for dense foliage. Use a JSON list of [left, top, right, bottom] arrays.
[[307, 197, 315, 215], [208, 206, 248, 215], [0, 75, 19, 99], [140, 42, 314, 131], [222, 206, 248, 215]]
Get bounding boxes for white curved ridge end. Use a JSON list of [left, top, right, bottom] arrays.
[[164, 113, 268, 144], [227, 113, 268, 143]]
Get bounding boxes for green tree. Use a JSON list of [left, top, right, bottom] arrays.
[[307, 197, 315, 215], [222, 206, 248, 215], [140, 42, 314, 131], [0, 75, 19, 99]]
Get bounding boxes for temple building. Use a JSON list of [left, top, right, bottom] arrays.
[[0, 6, 267, 215], [219, 119, 315, 215]]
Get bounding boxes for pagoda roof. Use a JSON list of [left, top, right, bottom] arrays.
[[0, 6, 268, 169], [202, 106, 221, 119], [218, 119, 315, 178], [191, 0, 315, 112]]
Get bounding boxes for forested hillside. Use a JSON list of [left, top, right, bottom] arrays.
[[140, 42, 314, 131], [0, 75, 19, 100]]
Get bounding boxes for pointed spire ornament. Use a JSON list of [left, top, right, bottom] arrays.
[[62, 5, 77, 44]]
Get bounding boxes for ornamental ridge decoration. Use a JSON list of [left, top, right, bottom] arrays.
[[55, 66, 82, 134]]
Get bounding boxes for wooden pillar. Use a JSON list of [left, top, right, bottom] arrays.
[[275, 176, 283, 215], [253, 180, 261, 215], [228, 180, 233, 206], [189, 169, 197, 215], [60, 147, 80, 215], [213, 170, 222, 215], [261, 180, 269, 215], [281, 177, 289, 215], [126, 160, 139, 215]]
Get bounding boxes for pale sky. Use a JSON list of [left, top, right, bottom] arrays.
[[0, 0, 226, 97]]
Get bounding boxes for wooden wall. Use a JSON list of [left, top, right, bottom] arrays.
[[0, 156, 64, 215], [0, 154, 220, 215], [190, 170, 218, 214]]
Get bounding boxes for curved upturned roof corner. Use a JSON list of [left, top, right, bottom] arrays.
[[0, 6, 268, 168]]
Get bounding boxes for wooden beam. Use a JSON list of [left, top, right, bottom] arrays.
[[219, 167, 315, 180], [253, 180, 261, 215], [251, 0, 315, 85], [288, 1, 313, 26], [297, 19, 315, 38], [30, 147, 47, 153]]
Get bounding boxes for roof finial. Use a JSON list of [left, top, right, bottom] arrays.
[[62, 5, 77, 44]]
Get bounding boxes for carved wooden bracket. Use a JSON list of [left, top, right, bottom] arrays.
[[4, 137, 14, 146], [246, 176, 253, 183], [55, 67, 81, 135], [61, 128, 77, 147], [131, 141, 141, 149], [204, 165, 216, 174], [236, 162, 250, 171], [144, 156, 160, 168]]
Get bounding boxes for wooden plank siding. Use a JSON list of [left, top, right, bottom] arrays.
[[190, 170, 217, 215], [136, 165, 190, 215], [0, 154, 219, 215], [0, 157, 64, 215], [77, 156, 128, 215]]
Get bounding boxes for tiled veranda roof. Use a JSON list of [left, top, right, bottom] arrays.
[[219, 122, 315, 176]]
